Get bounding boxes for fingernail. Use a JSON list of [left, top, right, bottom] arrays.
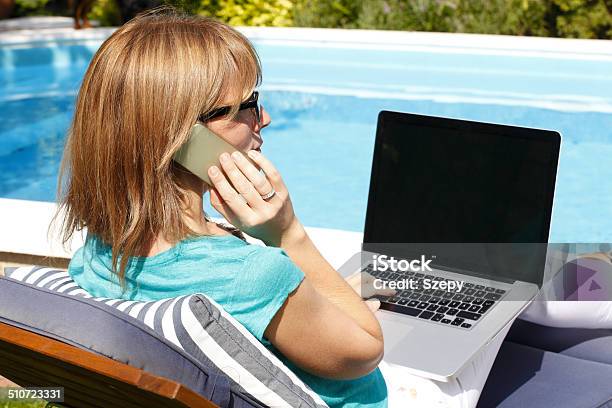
[[247, 150, 259, 159], [220, 153, 230, 163], [231, 151, 243, 161], [208, 166, 219, 176]]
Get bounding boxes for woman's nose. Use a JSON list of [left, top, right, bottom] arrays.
[[259, 104, 271, 129]]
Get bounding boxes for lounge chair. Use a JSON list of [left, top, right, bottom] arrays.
[[0, 266, 329, 408], [2, 266, 612, 408]]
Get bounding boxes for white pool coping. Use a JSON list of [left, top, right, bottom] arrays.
[[0, 198, 362, 270], [1, 17, 611, 61]]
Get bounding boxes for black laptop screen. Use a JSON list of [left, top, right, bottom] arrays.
[[364, 112, 560, 284]]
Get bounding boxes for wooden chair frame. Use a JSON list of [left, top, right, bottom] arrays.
[[0, 321, 218, 408]]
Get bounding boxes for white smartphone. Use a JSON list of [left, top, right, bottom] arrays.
[[173, 123, 256, 185]]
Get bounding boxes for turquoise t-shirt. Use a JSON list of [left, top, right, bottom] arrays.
[[68, 233, 388, 408]]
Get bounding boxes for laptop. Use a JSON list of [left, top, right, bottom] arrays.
[[355, 111, 560, 381]]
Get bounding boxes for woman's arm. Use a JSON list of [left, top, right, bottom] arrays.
[[207, 150, 385, 378], [274, 219, 384, 343], [264, 277, 383, 379]]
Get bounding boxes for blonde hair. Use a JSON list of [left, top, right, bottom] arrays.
[[54, 7, 262, 291]]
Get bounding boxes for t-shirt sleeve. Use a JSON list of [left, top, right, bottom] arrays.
[[231, 247, 305, 345]]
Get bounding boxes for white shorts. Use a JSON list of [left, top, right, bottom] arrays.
[[379, 322, 512, 408]]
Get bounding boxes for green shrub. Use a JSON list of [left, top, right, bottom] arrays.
[[15, 0, 609, 39], [214, 0, 293, 26], [162, 0, 294, 26], [356, 0, 457, 32], [293, 0, 612, 39], [454, 0, 551, 37], [553, 0, 612, 38], [298, 0, 550, 35], [164, 0, 212, 16], [13, 0, 51, 16], [292, 0, 360, 28], [88, 0, 123, 26]]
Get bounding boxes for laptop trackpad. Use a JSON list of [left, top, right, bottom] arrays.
[[378, 312, 416, 354]]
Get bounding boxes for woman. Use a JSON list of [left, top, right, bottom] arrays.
[[56, 7, 388, 408]]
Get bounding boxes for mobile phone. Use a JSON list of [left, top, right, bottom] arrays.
[[173, 123, 256, 185]]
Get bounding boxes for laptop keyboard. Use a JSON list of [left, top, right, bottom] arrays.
[[363, 264, 507, 330]]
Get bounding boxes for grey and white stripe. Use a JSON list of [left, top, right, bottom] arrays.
[[66, 288, 92, 297], [160, 296, 185, 349], [181, 298, 291, 407], [47, 277, 73, 291], [190, 296, 328, 408], [24, 267, 55, 285], [38, 272, 71, 289]]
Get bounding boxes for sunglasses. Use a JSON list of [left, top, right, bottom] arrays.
[[199, 91, 261, 125]]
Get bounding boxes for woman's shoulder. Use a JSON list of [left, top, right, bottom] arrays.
[[242, 244, 296, 266], [179, 233, 299, 270], [179, 235, 304, 304], [241, 246, 305, 287]]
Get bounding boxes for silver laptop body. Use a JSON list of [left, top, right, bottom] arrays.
[[353, 111, 561, 381]]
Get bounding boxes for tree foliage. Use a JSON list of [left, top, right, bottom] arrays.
[[293, 0, 611, 39], [552, 0, 612, 38], [13, 0, 51, 16], [8, 0, 611, 39], [162, 0, 294, 26]]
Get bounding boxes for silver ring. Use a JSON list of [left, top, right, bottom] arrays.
[[260, 188, 276, 200]]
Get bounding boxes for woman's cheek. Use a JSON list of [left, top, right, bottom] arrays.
[[234, 132, 254, 151], [218, 131, 249, 150]]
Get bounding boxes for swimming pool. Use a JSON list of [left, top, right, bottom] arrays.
[[1, 30, 611, 241]]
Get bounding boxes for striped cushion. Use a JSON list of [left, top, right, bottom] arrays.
[[3, 266, 328, 408]]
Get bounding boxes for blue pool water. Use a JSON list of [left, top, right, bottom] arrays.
[[1, 38, 611, 241]]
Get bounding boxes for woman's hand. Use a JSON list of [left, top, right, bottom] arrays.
[[345, 271, 396, 312], [207, 150, 302, 247]]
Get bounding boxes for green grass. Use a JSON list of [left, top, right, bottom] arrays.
[[0, 401, 47, 408], [0, 388, 49, 408]]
